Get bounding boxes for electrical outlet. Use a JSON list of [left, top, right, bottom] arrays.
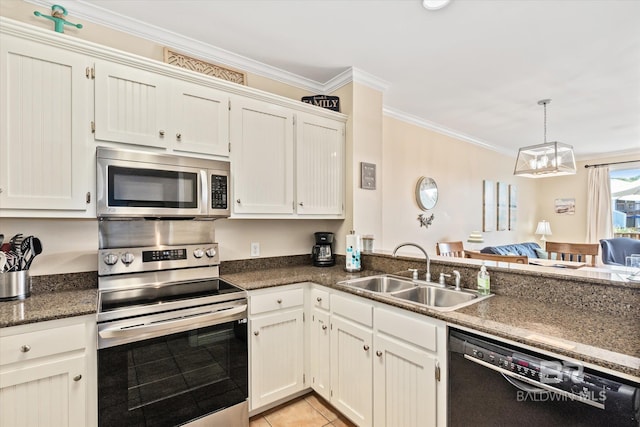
[[250, 242, 260, 257]]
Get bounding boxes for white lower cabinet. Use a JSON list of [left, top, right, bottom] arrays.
[[308, 287, 331, 400], [0, 315, 97, 427], [373, 308, 444, 427], [249, 285, 305, 411], [330, 313, 373, 426]]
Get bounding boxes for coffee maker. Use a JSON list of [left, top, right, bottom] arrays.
[[312, 232, 335, 267]]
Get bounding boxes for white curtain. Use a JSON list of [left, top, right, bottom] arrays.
[[586, 166, 613, 243]]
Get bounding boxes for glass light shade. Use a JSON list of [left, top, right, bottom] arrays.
[[535, 220, 552, 241], [514, 141, 576, 178]]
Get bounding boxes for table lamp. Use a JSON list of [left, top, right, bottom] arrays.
[[467, 231, 484, 251], [535, 220, 552, 243]]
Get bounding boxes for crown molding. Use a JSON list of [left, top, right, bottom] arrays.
[[25, 0, 393, 97], [383, 106, 512, 157], [24, 0, 325, 92]]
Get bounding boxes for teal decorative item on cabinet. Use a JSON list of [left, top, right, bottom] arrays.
[[34, 5, 83, 33]]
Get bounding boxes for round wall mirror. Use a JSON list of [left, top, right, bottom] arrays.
[[415, 176, 438, 210]]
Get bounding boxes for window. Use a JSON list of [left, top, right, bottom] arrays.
[[611, 168, 640, 238]]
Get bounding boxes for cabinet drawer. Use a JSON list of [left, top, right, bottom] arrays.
[[331, 294, 372, 327], [310, 288, 330, 310], [375, 308, 438, 352], [250, 288, 304, 315], [0, 323, 86, 366]]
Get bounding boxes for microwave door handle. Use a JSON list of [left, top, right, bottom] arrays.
[[200, 170, 208, 214]]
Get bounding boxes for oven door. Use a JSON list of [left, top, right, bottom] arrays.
[[98, 309, 248, 427]]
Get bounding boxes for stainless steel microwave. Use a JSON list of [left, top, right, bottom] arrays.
[[96, 147, 230, 218]]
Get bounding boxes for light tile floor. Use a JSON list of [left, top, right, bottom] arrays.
[[249, 393, 356, 427]]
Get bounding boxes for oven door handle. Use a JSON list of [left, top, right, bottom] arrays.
[[99, 304, 247, 340], [462, 354, 605, 410]]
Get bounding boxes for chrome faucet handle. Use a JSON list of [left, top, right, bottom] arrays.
[[408, 268, 419, 280], [453, 270, 461, 291], [425, 272, 431, 282]]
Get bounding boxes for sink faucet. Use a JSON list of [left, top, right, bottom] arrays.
[[453, 270, 461, 291], [392, 242, 431, 283]]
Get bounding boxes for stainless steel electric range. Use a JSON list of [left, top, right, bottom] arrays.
[[96, 221, 248, 427]]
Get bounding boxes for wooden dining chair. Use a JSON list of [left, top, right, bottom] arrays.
[[544, 242, 599, 266], [436, 241, 465, 257], [464, 251, 529, 264]]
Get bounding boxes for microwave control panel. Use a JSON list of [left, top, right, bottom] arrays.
[[211, 174, 228, 209]]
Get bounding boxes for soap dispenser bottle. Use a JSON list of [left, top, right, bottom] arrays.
[[477, 263, 490, 295]]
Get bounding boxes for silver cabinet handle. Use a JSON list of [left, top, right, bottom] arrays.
[[299, 202, 304, 207], [73, 375, 82, 382], [159, 130, 165, 136], [20, 345, 31, 353], [363, 345, 370, 351], [316, 297, 322, 302], [176, 133, 182, 140], [254, 331, 259, 336], [236, 199, 241, 204], [376, 350, 383, 357], [277, 298, 282, 304], [322, 325, 327, 330]]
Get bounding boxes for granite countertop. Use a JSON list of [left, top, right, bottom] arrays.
[[0, 288, 97, 328], [0, 272, 98, 328], [1, 264, 637, 378], [222, 264, 640, 378]]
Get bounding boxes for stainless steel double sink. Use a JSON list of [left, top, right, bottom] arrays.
[[337, 274, 492, 311]]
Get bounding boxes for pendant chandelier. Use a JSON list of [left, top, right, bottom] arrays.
[[513, 99, 576, 178]]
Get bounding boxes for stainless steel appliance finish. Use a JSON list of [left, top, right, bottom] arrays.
[[97, 227, 248, 427], [97, 146, 230, 218], [448, 329, 640, 426]]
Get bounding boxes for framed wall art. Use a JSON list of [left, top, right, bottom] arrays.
[[497, 182, 508, 231], [482, 180, 495, 232], [555, 198, 575, 215], [508, 184, 517, 230]]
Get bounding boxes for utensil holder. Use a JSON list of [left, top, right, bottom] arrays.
[[0, 270, 31, 301]]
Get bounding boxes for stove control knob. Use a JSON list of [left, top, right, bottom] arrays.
[[103, 253, 119, 266], [121, 252, 135, 265], [205, 248, 217, 258], [193, 248, 204, 259]]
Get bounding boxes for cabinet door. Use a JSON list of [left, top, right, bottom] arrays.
[[250, 309, 304, 410], [230, 97, 294, 214], [94, 60, 168, 147], [330, 315, 373, 427], [373, 334, 437, 427], [171, 80, 230, 157], [0, 354, 86, 427], [310, 308, 331, 401], [295, 113, 345, 216], [0, 36, 90, 212]]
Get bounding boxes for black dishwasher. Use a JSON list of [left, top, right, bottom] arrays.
[[449, 329, 640, 427]]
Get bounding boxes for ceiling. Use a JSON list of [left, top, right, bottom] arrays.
[[30, 0, 640, 160]]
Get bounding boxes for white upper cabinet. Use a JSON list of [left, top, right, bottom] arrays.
[[0, 34, 91, 215], [94, 61, 230, 157], [230, 99, 345, 218], [170, 80, 229, 157], [230, 96, 295, 215], [296, 112, 345, 216], [94, 60, 168, 148]]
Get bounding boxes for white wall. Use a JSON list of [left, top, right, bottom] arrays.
[[380, 116, 539, 256]]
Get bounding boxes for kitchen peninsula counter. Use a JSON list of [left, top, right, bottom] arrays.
[[222, 262, 640, 379]]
